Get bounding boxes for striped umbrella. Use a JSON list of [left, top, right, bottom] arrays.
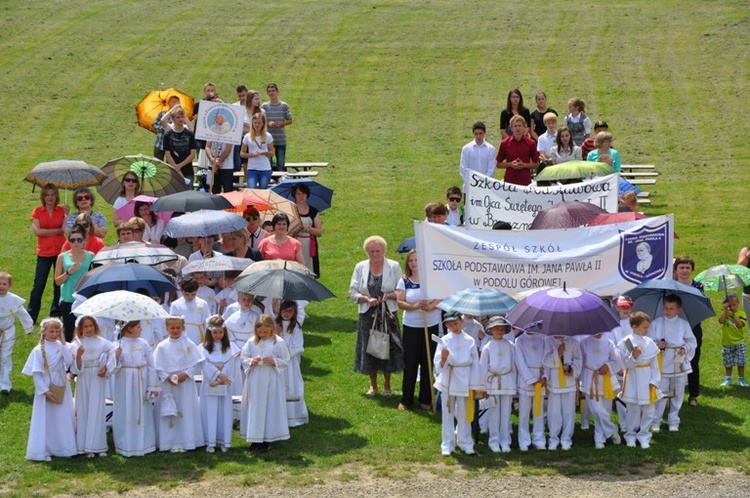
[[437, 287, 517, 316], [25, 160, 105, 191]]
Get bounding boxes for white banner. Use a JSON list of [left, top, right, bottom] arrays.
[[464, 171, 619, 230], [415, 215, 674, 299], [194, 101, 245, 145]]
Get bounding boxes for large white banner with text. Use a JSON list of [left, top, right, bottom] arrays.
[[415, 215, 674, 299], [464, 171, 619, 230]]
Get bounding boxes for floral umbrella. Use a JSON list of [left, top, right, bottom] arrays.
[[24, 160, 105, 192]]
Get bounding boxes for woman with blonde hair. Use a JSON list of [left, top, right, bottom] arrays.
[[349, 236, 404, 398], [240, 112, 275, 189]]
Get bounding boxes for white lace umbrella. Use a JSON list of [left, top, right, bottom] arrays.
[[74, 290, 169, 321]]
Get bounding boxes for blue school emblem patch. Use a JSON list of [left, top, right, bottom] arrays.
[[618, 222, 670, 284]]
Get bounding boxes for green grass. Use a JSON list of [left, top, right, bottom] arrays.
[[1, 0, 749, 494]]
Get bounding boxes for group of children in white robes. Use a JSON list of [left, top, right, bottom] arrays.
[[433, 293, 697, 455], [23, 296, 309, 460]]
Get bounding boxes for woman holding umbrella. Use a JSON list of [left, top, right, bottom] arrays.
[[395, 249, 440, 411], [112, 172, 141, 227], [134, 200, 165, 243], [258, 214, 304, 265], [292, 183, 323, 276], [54, 224, 94, 342], [27, 183, 67, 323], [63, 187, 108, 239], [349, 235, 404, 398]]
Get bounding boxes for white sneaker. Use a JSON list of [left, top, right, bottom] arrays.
[[489, 445, 501, 453], [561, 444, 571, 451], [669, 425, 679, 432], [611, 431, 621, 445], [519, 445, 529, 452], [640, 441, 650, 449], [626, 440, 636, 448], [650, 424, 661, 432], [580, 424, 590, 431], [463, 448, 475, 455], [220, 445, 228, 453], [86, 453, 96, 459], [98, 452, 107, 458], [547, 444, 558, 451], [501, 446, 511, 453], [595, 442, 605, 449], [206, 446, 215, 453], [441, 450, 452, 456]]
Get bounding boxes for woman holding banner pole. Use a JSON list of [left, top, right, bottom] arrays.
[[396, 250, 440, 411]]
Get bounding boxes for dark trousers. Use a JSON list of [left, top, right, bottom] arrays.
[[211, 169, 235, 194], [400, 323, 439, 406], [273, 145, 287, 172], [153, 147, 165, 161], [688, 324, 702, 398], [59, 301, 75, 343], [27, 256, 60, 324]]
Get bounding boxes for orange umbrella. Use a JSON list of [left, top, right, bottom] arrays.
[[218, 189, 274, 213], [231, 189, 303, 236], [135, 88, 195, 133]]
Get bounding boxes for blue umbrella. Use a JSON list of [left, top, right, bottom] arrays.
[[506, 287, 619, 336], [163, 210, 248, 238], [619, 177, 642, 196], [437, 288, 517, 316], [271, 178, 333, 212], [75, 263, 177, 298], [397, 237, 415, 254], [623, 279, 715, 327]]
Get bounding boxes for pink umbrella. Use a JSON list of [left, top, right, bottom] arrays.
[[115, 194, 172, 223]]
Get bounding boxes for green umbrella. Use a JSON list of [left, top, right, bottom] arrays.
[[695, 264, 750, 295], [535, 160, 615, 182]]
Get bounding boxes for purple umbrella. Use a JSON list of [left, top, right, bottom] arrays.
[[530, 201, 607, 230], [505, 286, 619, 336]]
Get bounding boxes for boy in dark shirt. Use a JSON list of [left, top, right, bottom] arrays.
[[163, 106, 197, 189]]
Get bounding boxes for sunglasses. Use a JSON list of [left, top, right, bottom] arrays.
[[448, 197, 461, 202], [76, 195, 92, 201], [245, 215, 260, 221], [68, 237, 84, 243], [123, 178, 139, 183]]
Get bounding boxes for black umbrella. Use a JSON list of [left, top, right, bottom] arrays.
[[623, 279, 715, 327], [76, 263, 177, 298], [150, 190, 233, 213], [232, 260, 334, 301]]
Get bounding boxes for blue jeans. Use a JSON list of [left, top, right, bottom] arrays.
[[246, 169, 272, 190], [27, 255, 61, 324], [274, 145, 287, 172]]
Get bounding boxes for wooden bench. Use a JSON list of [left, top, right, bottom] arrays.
[[285, 162, 329, 172], [232, 171, 319, 189], [626, 179, 656, 185], [621, 164, 655, 171], [621, 171, 659, 178]]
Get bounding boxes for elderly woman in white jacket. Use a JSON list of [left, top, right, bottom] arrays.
[[349, 235, 404, 398]]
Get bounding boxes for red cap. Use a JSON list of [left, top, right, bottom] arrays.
[[615, 296, 634, 308]]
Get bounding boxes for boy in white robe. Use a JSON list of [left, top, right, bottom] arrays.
[[479, 316, 517, 453], [515, 329, 547, 450], [23, 318, 77, 461], [648, 295, 696, 432], [224, 292, 262, 349], [579, 333, 621, 449], [169, 276, 210, 346], [193, 272, 218, 315], [433, 312, 483, 456], [0, 272, 34, 394], [543, 335, 582, 450], [617, 311, 662, 449], [153, 316, 205, 452]]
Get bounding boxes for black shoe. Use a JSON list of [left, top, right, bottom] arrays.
[[259, 442, 271, 453], [249, 443, 260, 452], [0, 390, 10, 395]]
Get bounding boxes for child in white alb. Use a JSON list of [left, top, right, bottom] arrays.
[[617, 312, 662, 449], [609, 296, 634, 430], [0, 271, 34, 394], [579, 333, 621, 449], [433, 312, 482, 456], [478, 316, 517, 453], [543, 335, 582, 450], [514, 329, 547, 450], [648, 295, 696, 432], [169, 276, 210, 346]]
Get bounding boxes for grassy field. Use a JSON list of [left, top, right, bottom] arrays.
[[1, 0, 749, 494]]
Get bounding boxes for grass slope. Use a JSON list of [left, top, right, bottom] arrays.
[[0, 0, 749, 494]]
